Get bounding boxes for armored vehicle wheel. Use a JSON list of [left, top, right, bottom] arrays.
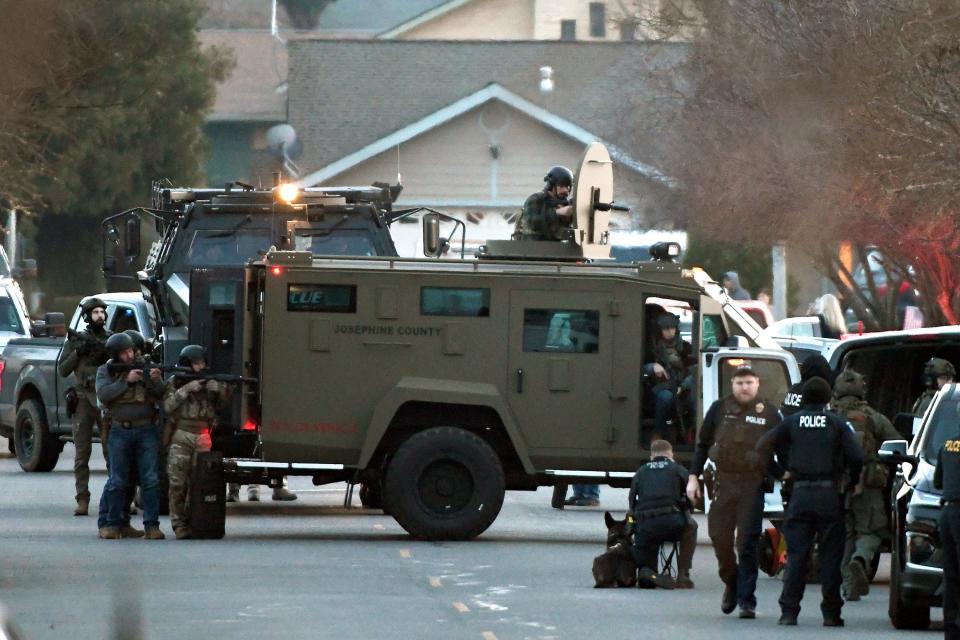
[[359, 481, 383, 510], [14, 398, 60, 472], [384, 427, 505, 541]]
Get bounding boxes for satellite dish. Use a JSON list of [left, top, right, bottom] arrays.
[[266, 124, 303, 161]]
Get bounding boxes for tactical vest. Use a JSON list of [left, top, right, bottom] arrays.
[[633, 458, 682, 514], [75, 329, 111, 390], [780, 381, 804, 417], [912, 390, 935, 417], [710, 398, 773, 477], [168, 381, 220, 433], [832, 396, 887, 488], [655, 340, 685, 376]]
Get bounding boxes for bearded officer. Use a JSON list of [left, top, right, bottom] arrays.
[[934, 407, 960, 640], [757, 378, 863, 627], [830, 370, 900, 601], [57, 297, 111, 516], [912, 357, 956, 418], [687, 365, 782, 619], [512, 166, 574, 241], [164, 345, 229, 540]]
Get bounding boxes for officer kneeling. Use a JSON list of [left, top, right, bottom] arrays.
[[629, 439, 691, 589], [756, 378, 864, 627]]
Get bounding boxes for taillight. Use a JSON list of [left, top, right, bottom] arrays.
[[0, 359, 5, 393], [271, 266, 282, 276], [242, 419, 258, 432]]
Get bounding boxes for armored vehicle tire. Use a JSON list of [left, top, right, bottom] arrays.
[[889, 545, 931, 629], [383, 427, 505, 541], [14, 399, 60, 472]]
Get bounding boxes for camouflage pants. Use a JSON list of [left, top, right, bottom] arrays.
[[841, 487, 888, 590], [72, 394, 105, 502], [167, 429, 212, 532]]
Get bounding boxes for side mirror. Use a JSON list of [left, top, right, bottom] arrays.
[[422, 212, 443, 258], [877, 439, 918, 466], [42, 312, 66, 338], [893, 412, 918, 440], [125, 216, 141, 258], [30, 320, 46, 337]]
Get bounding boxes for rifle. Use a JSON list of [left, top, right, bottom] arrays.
[[67, 328, 109, 363], [169, 368, 258, 385]]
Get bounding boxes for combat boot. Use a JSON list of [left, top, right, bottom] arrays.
[[74, 498, 89, 517], [226, 483, 240, 503], [120, 524, 145, 539], [174, 527, 192, 540], [144, 526, 166, 540], [98, 527, 121, 540], [675, 573, 695, 589], [823, 615, 845, 627], [778, 613, 798, 626], [272, 486, 297, 501], [847, 557, 869, 596], [247, 485, 260, 502], [721, 581, 737, 614]]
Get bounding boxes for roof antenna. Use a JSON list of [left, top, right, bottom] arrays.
[[396, 144, 403, 186]]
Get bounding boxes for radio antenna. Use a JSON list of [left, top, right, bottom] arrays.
[[396, 145, 402, 186]]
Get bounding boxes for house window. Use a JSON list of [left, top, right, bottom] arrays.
[[420, 287, 490, 317], [523, 309, 599, 353], [589, 3, 606, 38], [287, 284, 357, 313], [619, 19, 637, 41], [560, 20, 576, 41]]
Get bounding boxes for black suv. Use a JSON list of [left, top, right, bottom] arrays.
[[884, 382, 957, 629]]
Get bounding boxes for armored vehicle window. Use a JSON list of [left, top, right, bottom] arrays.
[[187, 229, 272, 266], [288, 284, 357, 314], [294, 230, 377, 257], [420, 287, 490, 317], [703, 314, 728, 348], [523, 309, 599, 353]]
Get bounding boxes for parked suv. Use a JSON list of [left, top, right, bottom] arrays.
[[881, 382, 956, 629]]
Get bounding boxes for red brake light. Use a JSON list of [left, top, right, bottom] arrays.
[[271, 266, 282, 276], [0, 359, 5, 392], [242, 419, 258, 432]]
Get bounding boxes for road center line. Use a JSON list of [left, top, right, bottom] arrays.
[[453, 602, 470, 613], [429, 576, 442, 588], [399, 549, 411, 558], [481, 632, 498, 640]]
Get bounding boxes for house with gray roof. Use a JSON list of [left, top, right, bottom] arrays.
[[287, 39, 684, 253]]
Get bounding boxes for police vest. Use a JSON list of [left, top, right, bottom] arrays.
[[711, 398, 775, 476], [785, 409, 847, 480], [780, 382, 804, 417], [633, 458, 683, 514], [941, 437, 960, 502], [831, 396, 887, 488]]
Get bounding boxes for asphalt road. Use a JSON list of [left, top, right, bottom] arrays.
[[0, 439, 942, 640]]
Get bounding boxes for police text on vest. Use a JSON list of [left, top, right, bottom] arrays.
[[799, 415, 827, 428]]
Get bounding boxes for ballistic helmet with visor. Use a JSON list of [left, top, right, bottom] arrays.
[[178, 344, 206, 367], [544, 165, 574, 189], [925, 357, 956, 379], [80, 297, 107, 321], [105, 332, 134, 358], [833, 370, 866, 399]]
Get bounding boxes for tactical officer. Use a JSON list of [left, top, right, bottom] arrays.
[[164, 345, 229, 540], [57, 296, 111, 516], [934, 410, 960, 640], [512, 165, 574, 241], [831, 370, 900, 601], [688, 365, 782, 618], [95, 333, 166, 540], [629, 439, 696, 589], [781, 354, 832, 417], [912, 357, 956, 418], [645, 312, 696, 442], [756, 378, 863, 627]]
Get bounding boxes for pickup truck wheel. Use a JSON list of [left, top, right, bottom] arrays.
[[384, 427, 504, 541], [14, 398, 60, 472], [889, 542, 931, 629]]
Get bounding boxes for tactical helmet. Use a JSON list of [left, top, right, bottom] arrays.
[[801, 377, 832, 406], [79, 297, 107, 321], [105, 333, 134, 358], [656, 313, 680, 330], [924, 357, 956, 379], [123, 329, 146, 354], [178, 344, 207, 367], [833, 370, 866, 399], [543, 165, 574, 189]]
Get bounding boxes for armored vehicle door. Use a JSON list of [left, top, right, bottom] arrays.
[[189, 267, 244, 375], [508, 291, 616, 451]]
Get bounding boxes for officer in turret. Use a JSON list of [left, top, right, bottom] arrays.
[[512, 166, 574, 241], [757, 378, 863, 627], [934, 406, 960, 640], [831, 370, 900, 601], [57, 297, 112, 516], [912, 357, 955, 418], [687, 365, 782, 619]]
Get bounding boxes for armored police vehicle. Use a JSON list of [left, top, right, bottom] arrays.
[[210, 144, 800, 540], [100, 179, 405, 458]]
